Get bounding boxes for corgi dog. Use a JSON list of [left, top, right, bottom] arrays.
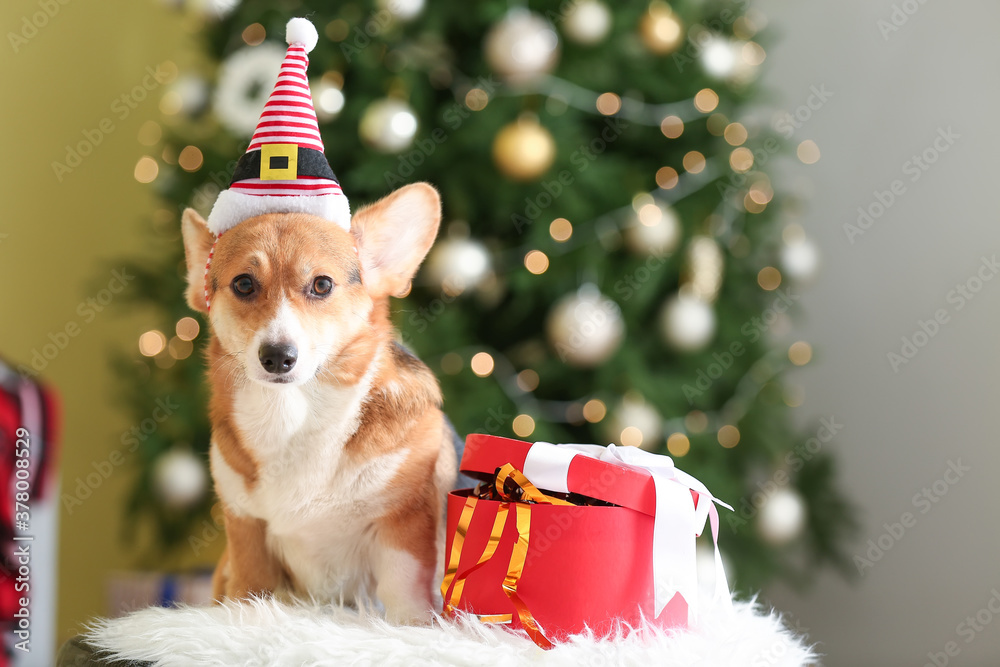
[[180, 182, 455, 624]]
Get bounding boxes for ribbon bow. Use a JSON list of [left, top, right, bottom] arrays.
[[524, 442, 733, 622]]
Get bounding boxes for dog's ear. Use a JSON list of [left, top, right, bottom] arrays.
[[351, 182, 441, 299], [180, 208, 215, 313]]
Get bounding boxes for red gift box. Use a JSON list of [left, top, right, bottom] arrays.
[[441, 435, 731, 647]]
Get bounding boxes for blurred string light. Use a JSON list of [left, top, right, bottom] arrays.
[[595, 92, 621, 115], [693, 88, 719, 113], [757, 266, 782, 291], [524, 250, 549, 274], [134, 157, 159, 183], [470, 351, 495, 377], [797, 139, 821, 164], [175, 317, 200, 341], [788, 341, 813, 366], [549, 218, 573, 242], [139, 330, 167, 357], [178, 145, 204, 172], [436, 68, 791, 278], [488, 158, 724, 273], [512, 414, 536, 437], [660, 115, 683, 138], [414, 157, 720, 292], [723, 122, 747, 146], [667, 432, 690, 457], [242, 22, 265, 45], [436, 343, 807, 435], [137, 121, 162, 146], [706, 112, 728, 136], [138, 318, 204, 365], [168, 336, 193, 360], [497, 73, 711, 125]]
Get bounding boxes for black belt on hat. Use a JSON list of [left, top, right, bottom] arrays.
[[231, 144, 339, 184]]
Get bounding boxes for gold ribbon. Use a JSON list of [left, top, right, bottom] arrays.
[[502, 502, 552, 648], [494, 463, 574, 507], [442, 498, 510, 611], [441, 463, 570, 649], [440, 496, 478, 608]]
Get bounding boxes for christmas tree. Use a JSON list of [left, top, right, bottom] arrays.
[[117, 0, 855, 591]]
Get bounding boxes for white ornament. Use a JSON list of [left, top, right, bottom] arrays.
[[700, 34, 739, 78], [661, 293, 716, 352], [189, 0, 240, 19], [485, 9, 560, 81], [313, 79, 345, 122], [213, 43, 286, 136], [606, 396, 663, 450], [359, 98, 419, 153], [378, 0, 425, 21], [781, 237, 820, 282], [153, 449, 209, 510], [625, 203, 682, 255], [170, 74, 209, 116], [758, 487, 807, 545], [547, 285, 624, 367], [423, 237, 492, 294], [563, 0, 612, 45]]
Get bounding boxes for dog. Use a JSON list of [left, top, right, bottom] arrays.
[[180, 182, 456, 624]]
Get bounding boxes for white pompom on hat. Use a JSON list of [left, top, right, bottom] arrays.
[[285, 17, 319, 52], [207, 18, 350, 236]]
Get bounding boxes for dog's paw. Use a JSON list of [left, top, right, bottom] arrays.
[[383, 601, 434, 626]]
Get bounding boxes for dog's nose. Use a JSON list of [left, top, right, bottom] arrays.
[[258, 343, 298, 374]]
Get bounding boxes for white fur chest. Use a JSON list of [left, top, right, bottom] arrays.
[[211, 368, 407, 600]]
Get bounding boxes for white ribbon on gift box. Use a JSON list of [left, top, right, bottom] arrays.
[[524, 442, 734, 624]]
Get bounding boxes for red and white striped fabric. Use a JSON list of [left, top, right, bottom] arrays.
[[246, 44, 325, 153], [206, 18, 351, 237], [229, 178, 343, 197]]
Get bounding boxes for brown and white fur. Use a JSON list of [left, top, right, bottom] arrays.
[[180, 183, 455, 624]]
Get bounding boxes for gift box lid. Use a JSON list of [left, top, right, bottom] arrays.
[[462, 434, 675, 517]]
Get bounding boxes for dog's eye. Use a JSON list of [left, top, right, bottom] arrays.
[[232, 275, 255, 296], [311, 276, 333, 296]]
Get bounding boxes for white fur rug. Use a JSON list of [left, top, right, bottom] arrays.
[[83, 597, 818, 666]]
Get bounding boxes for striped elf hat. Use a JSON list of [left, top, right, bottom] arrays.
[[207, 18, 350, 235]]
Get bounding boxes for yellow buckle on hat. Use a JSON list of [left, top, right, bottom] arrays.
[[259, 143, 298, 180]]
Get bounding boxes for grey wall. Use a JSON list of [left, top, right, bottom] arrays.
[[757, 0, 1000, 665]]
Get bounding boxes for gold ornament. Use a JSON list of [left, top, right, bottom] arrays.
[[492, 116, 556, 181], [640, 2, 683, 55]]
